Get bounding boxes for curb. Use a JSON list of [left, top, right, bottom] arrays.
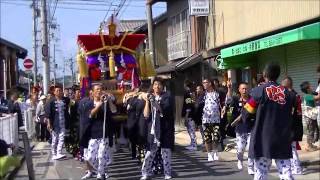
[[175, 130, 320, 167], [301, 160, 320, 166]]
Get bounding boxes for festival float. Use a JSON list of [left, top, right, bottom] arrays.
[[76, 15, 155, 146], [77, 15, 155, 99]]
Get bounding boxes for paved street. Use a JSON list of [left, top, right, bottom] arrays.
[[14, 142, 262, 180], [13, 130, 320, 180], [55, 146, 258, 180]]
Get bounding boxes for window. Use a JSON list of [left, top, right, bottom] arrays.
[[175, 14, 181, 34], [169, 9, 189, 36], [167, 8, 191, 60], [181, 10, 187, 31]]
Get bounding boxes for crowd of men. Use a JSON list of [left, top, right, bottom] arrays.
[[37, 78, 175, 180], [0, 62, 319, 180], [181, 63, 320, 180]]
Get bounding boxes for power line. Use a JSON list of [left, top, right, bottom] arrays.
[[50, 0, 58, 24], [115, 0, 126, 17], [6, 0, 162, 7], [1, 1, 166, 10], [10, 0, 112, 2], [47, 1, 119, 7], [99, 0, 125, 32], [119, 0, 132, 19], [102, 1, 113, 22], [0, 1, 112, 11]]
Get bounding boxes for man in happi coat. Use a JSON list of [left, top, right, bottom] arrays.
[[243, 63, 295, 180]]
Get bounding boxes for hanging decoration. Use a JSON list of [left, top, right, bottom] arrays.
[[144, 50, 156, 77], [137, 50, 156, 80], [138, 52, 147, 79], [109, 51, 116, 78], [76, 51, 88, 78]]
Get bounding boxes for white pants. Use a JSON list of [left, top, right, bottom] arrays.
[[51, 130, 65, 156], [85, 138, 111, 176], [236, 133, 254, 172], [254, 157, 294, 180], [141, 144, 172, 177], [186, 118, 196, 147], [290, 141, 302, 174]]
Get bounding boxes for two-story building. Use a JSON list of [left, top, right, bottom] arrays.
[[144, 0, 223, 126], [207, 0, 320, 93], [146, 0, 320, 126]]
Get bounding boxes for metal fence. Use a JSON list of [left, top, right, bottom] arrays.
[[0, 113, 19, 154], [24, 108, 36, 139]]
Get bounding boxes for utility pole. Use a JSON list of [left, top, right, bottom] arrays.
[[146, 0, 155, 67], [69, 57, 74, 85], [40, 0, 50, 94], [1, 47, 8, 99], [63, 59, 65, 90], [53, 43, 56, 86], [32, 0, 38, 86], [3, 59, 7, 100]]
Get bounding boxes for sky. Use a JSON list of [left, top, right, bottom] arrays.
[[0, 0, 166, 77]]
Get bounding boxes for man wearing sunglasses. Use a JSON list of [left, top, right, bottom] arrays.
[[201, 78, 221, 162]]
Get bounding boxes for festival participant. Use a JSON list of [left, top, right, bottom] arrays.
[[226, 81, 255, 174], [124, 88, 148, 162], [140, 77, 174, 180], [213, 79, 228, 151], [282, 77, 304, 175], [66, 89, 82, 157], [243, 62, 295, 180], [82, 84, 115, 180], [79, 90, 97, 179], [202, 78, 221, 162], [182, 80, 197, 151], [45, 85, 70, 160], [194, 85, 206, 150], [64, 88, 69, 98], [316, 65, 320, 145]]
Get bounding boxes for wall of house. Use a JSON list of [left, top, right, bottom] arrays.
[[0, 59, 3, 92], [167, 0, 191, 60], [154, 19, 168, 66], [0, 45, 19, 93], [167, 0, 189, 19], [10, 51, 17, 87], [207, 0, 320, 48]]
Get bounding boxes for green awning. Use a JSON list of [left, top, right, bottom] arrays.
[[217, 54, 256, 69], [220, 22, 320, 59]]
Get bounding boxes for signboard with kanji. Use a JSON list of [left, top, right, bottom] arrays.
[[189, 0, 209, 16]]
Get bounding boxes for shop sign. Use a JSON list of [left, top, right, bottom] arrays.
[[189, 0, 210, 16], [225, 36, 283, 58], [221, 22, 320, 58]]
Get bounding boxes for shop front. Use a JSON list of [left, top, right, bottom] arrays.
[[155, 53, 204, 127], [218, 22, 320, 93]]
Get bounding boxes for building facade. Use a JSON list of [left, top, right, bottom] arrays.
[[147, 0, 218, 126], [207, 0, 320, 93], [0, 38, 28, 98], [146, 0, 320, 126]]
